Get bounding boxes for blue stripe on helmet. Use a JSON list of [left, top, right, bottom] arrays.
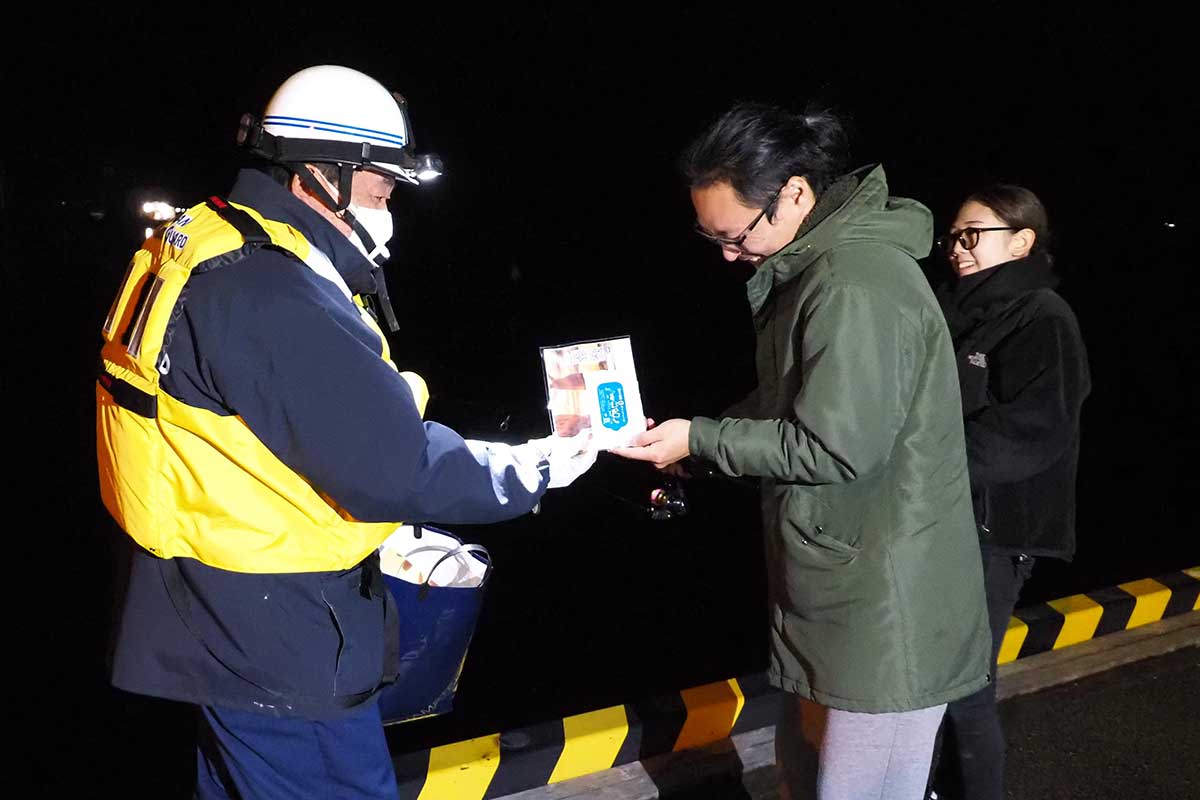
[[263, 115, 406, 147]]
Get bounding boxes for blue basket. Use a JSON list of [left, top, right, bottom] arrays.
[[377, 527, 491, 725]]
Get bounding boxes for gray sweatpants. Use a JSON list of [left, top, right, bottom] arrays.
[[777, 695, 946, 800]]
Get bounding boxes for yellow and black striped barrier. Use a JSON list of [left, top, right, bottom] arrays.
[[998, 566, 1200, 663], [391, 566, 1199, 800]]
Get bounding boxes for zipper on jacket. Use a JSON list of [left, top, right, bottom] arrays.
[[979, 488, 991, 535]]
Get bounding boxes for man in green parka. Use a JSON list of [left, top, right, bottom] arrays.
[[614, 102, 991, 799]]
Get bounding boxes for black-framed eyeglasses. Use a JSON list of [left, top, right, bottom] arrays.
[[937, 226, 1016, 253], [694, 186, 783, 250]]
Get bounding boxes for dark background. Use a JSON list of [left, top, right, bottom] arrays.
[[9, 6, 1194, 796]]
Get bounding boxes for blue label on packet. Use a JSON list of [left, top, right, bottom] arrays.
[[596, 382, 628, 431]]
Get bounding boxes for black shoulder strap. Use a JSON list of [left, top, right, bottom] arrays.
[[98, 360, 158, 418], [205, 196, 270, 244]]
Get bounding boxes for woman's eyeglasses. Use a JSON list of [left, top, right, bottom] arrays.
[[937, 226, 1015, 253]]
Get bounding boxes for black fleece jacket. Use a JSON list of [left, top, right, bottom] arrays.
[[936, 252, 1091, 559]]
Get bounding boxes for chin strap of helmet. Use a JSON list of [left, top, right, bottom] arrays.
[[366, 266, 401, 332], [237, 114, 406, 331], [287, 164, 400, 331]]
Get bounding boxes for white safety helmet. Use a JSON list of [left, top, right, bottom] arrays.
[[236, 65, 441, 334], [237, 65, 443, 187]]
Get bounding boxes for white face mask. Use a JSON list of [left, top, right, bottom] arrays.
[[309, 168, 395, 265], [345, 204, 394, 265]]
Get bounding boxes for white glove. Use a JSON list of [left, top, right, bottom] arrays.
[[528, 430, 599, 489]]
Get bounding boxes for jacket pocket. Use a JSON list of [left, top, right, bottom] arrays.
[[774, 518, 866, 628], [775, 485, 862, 564], [321, 568, 387, 697], [778, 518, 861, 567], [777, 482, 864, 556], [804, 524, 862, 560]]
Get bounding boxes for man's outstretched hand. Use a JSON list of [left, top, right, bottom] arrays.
[[610, 418, 691, 471]]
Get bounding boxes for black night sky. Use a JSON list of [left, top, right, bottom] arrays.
[[10, 6, 1194, 795]]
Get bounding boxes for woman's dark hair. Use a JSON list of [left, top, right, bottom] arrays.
[[680, 101, 851, 211], [965, 184, 1052, 255]]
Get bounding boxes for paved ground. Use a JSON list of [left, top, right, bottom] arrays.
[[504, 636, 1198, 800], [45, 620, 1196, 798], [1001, 644, 1198, 800]]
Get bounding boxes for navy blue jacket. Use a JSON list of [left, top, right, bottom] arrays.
[[108, 169, 548, 718]]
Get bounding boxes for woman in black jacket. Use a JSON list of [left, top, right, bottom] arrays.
[[929, 185, 1091, 800]]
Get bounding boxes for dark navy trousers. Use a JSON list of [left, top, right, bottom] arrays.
[[195, 700, 398, 799]]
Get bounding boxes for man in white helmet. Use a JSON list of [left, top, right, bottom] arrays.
[[97, 65, 595, 799]]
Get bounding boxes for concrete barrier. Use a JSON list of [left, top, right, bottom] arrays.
[[390, 566, 1200, 800]]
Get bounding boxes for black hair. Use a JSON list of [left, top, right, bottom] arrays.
[[965, 184, 1052, 255], [263, 162, 341, 189], [680, 101, 851, 211]]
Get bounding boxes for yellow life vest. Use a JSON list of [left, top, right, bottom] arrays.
[[96, 197, 428, 573]]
